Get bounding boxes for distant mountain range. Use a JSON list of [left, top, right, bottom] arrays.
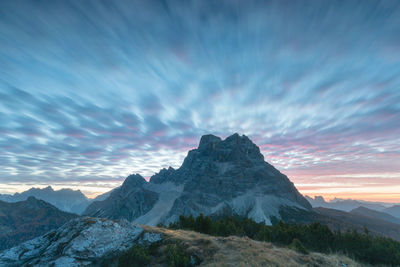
[[384, 205, 400, 218], [0, 197, 77, 251], [0, 186, 91, 215], [305, 195, 400, 215], [84, 133, 312, 226], [350, 206, 400, 224]]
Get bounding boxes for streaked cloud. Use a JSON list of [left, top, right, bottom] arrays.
[[0, 0, 399, 200]]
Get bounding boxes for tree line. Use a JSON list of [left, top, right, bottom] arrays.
[[167, 214, 400, 266]]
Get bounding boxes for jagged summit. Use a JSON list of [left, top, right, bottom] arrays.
[[123, 173, 146, 187], [150, 167, 176, 184], [84, 133, 311, 225], [198, 134, 222, 148], [195, 133, 264, 163]]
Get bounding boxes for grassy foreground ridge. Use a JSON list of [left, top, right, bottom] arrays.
[[165, 214, 400, 266]]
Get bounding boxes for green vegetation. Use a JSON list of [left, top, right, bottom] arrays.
[[289, 238, 308, 254], [168, 214, 400, 266], [118, 244, 150, 267], [118, 240, 191, 267], [165, 243, 190, 267]]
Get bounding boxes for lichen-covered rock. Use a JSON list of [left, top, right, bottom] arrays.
[[0, 217, 143, 266]]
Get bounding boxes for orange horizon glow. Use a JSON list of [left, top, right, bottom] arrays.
[[2, 182, 400, 204]]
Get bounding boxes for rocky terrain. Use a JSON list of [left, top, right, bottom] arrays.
[[0, 197, 77, 251], [0, 216, 361, 267], [84, 133, 311, 226], [0, 217, 142, 266], [0, 186, 91, 214]]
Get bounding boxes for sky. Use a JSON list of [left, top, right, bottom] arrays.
[[0, 0, 400, 201]]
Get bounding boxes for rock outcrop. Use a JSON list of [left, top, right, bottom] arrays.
[[0, 217, 143, 266]]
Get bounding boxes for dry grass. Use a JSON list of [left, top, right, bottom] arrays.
[[140, 225, 363, 267]]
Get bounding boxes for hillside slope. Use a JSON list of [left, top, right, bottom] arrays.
[[0, 197, 77, 251], [350, 206, 400, 224], [385, 205, 400, 219], [138, 225, 362, 267], [278, 206, 400, 241], [0, 216, 361, 267]]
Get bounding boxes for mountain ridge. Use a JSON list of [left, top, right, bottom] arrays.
[[0, 196, 77, 251], [305, 195, 390, 212], [0, 186, 91, 214], [350, 206, 400, 224]]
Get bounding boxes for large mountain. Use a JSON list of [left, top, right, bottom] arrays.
[[84, 133, 311, 225], [0, 186, 91, 214], [0, 197, 77, 251]]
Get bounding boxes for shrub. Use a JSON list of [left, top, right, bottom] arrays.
[[165, 243, 190, 267], [289, 238, 308, 254], [118, 244, 150, 267]]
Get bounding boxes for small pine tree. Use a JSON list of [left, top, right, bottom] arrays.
[[289, 238, 308, 254]]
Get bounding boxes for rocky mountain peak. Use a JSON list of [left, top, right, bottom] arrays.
[[122, 174, 145, 187], [183, 133, 264, 170], [198, 134, 222, 149], [120, 174, 146, 196], [84, 133, 311, 225], [150, 167, 176, 184]]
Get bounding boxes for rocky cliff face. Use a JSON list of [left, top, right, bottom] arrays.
[[84, 133, 311, 225]]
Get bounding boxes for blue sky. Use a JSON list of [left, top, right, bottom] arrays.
[[1, 0, 400, 200]]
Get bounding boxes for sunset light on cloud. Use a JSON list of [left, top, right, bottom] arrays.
[[1, 0, 400, 201]]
